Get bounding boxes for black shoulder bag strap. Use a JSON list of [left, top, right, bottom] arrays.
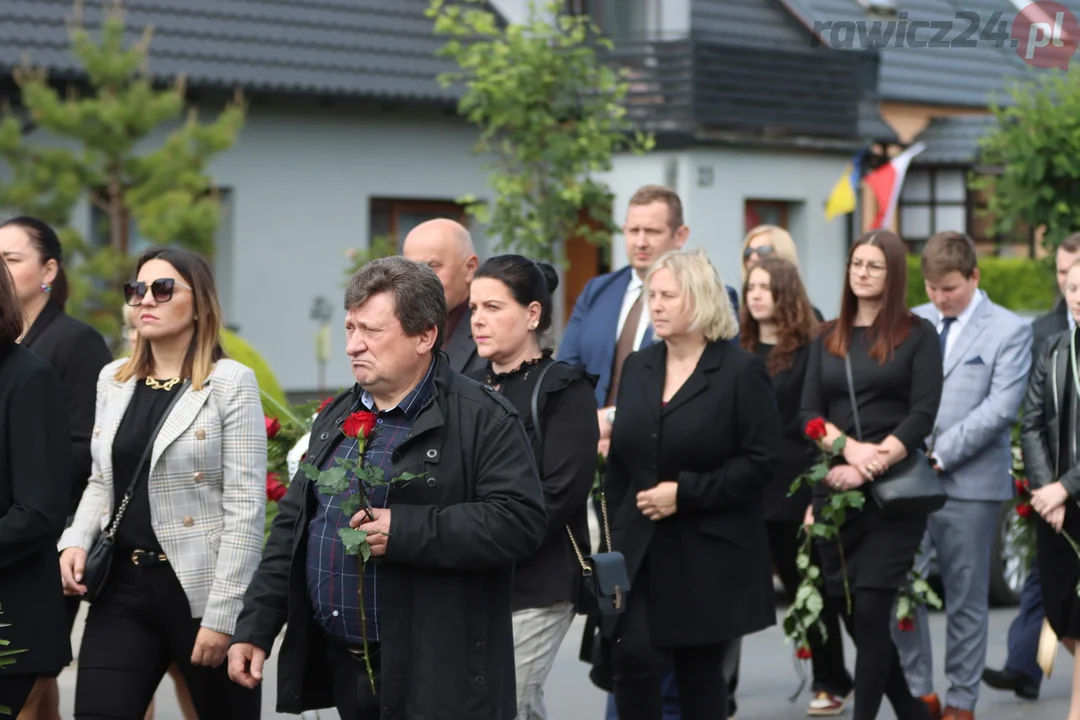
[[843, 354, 864, 441], [529, 362, 616, 580], [105, 379, 192, 538]]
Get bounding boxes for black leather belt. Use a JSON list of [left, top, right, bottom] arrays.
[[130, 549, 169, 567]]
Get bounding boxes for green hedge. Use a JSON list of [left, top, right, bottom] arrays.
[[905, 255, 1056, 313]]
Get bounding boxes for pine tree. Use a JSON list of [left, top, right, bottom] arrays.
[[427, 0, 653, 264], [0, 0, 244, 339]]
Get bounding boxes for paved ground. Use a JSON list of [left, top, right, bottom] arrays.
[[57, 604, 1072, 719]]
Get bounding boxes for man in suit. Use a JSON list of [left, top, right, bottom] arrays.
[[402, 218, 485, 375], [982, 232, 1080, 701], [559, 184, 740, 720], [893, 231, 1033, 720]]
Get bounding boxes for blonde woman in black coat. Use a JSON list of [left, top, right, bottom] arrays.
[[604, 249, 782, 720]]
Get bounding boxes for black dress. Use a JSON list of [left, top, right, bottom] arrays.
[[801, 319, 943, 595], [1036, 346, 1080, 639]]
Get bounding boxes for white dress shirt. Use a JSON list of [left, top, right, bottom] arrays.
[[616, 272, 651, 351], [938, 290, 984, 361]]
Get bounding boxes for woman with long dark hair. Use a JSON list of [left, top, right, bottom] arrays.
[[740, 257, 854, 716], [57, 248, 265, 719], [801, 230, 942, 720], [0, 216, 112, 720], [0, 262, 72, 717], [468, 255, 598, 720]]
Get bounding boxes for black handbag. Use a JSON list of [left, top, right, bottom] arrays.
[[82, 380, 190, 600], [530, 362, 629, 617], [844, 354, 946, 516]]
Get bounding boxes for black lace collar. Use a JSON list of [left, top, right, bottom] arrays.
[[484, 349, 553, 386]]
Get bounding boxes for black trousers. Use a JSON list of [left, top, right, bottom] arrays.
[[74, 556, 260, 720], [611, 573, 729, 720], [767, 520, 854, 697], [327, 641, 383, 720], [0, 674, 37, 716]]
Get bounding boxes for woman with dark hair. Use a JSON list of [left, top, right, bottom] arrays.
[[0, 216, 111, 720], [468, 255, 599, 720], [740, 257, 854, 716], [57, 248, 265, 719], [800, 230, 943, 720], [0, 263, 73, 717]]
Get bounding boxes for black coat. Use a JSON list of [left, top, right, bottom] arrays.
[[0, 344, 73, 675], [760, 344, 815, 523], [1033, 299, 1070, 359], [232, 354, 547, 719], [21, 303, 112, 514], [606, 340, 782, 646], [470, 357, 599, 610]]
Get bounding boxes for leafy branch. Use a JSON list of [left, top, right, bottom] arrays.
[[0, 604, 27, 716]]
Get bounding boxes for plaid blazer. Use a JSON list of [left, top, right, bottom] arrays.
[[59, 358, 267, 635]]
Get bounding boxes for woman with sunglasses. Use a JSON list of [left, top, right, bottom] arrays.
[[0, 216, 112, 720], [741, 225, 825, 322], [58, 248, 265, 720]]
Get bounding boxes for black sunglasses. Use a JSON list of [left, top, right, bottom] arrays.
[[743, 245, 776, 260], [124, 278, 192, 307]]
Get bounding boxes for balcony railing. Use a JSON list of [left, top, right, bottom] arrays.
[[604, 34, 876, 140]]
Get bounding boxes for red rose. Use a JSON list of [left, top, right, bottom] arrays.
[[342, 410, 378, 440], [1016, 502, 1034, 519], [805, 418, 827, 442], [795, 645, 812, 660], [318, 396, 334, 413], [266, 473, 288, 502], [265, 416, 281, 439], [897, 616, 915, 632]]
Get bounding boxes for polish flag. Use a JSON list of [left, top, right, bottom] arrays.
[[864, 142, 927, 229]]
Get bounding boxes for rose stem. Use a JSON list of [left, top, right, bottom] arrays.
[[357, 555, 376, 694]]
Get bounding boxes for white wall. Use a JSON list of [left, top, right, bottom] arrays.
[[605, 148, 851, 317]]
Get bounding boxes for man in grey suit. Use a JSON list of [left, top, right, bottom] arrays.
[[893, 231, 1033, 720], [402, 218, 485, 375]]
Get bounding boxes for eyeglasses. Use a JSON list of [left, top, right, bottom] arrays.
[[848, 259, 887, 278], [743, 245, 776, 261], [123, 278, 192, 306]]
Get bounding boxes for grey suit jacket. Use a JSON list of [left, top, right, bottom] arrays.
[[443, 305, 486, 376], [59, 358, 267, 634], [914, 293, 1033, 501]]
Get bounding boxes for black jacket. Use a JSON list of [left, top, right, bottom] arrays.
[[1021, 329, 1080, 494], [471, 357, 599, 611], [1032, 299, 1070, 360], [759, 344, 815, 523], [0, 344, 73, 675], [21, 303, 112, 514], [606, 340, 782, 646], [232, 354, 546, 719], [443, 305, 486, 376]]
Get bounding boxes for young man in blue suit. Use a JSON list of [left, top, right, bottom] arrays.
[[893, 231, 1033, 720], [559, 184, 740, 720]]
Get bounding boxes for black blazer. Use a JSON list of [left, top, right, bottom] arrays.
[[1032, 298, 1069, 361], [0, 344, 73, 675], [21, 303, 112, 514], [761, 344, 815, 523], [443, 305, 486, 376], [606, 340, 782, 646]]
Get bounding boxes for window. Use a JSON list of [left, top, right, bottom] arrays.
[[898, 167, 968, 249], [744, 200, 790, 234], [566, 0, 650, 39], [369, 198, 468, 250]]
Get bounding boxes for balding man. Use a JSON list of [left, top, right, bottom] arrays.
[[402, 219, 485, 375]]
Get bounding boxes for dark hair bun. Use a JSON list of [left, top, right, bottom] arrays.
[[537, 262, 559, 294]]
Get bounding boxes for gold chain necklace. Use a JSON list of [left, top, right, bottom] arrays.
[[145, 376, 181, 391]]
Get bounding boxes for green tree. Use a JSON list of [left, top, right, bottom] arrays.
[[0, 0, 244, 340], [974, 69, 1080, 251], [426, 0, 653, 263]]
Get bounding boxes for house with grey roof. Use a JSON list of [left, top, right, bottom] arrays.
[[0, 0, 1051, 392]]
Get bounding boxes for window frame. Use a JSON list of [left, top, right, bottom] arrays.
[[897, 165, 972, 250], [368, 197, 468, 250]]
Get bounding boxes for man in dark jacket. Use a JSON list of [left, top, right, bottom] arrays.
[[228, 257, 547, 719], [982, 233, 1080, 701]]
